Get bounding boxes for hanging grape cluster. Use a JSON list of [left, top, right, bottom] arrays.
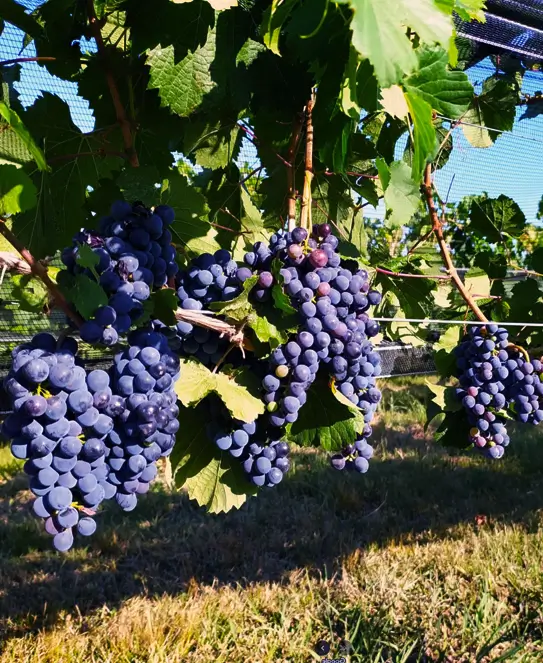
[[455, 324, 543, 458], [3, 200, 387, 551]]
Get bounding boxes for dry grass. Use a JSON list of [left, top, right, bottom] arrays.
[[1, 378, 543, 662]]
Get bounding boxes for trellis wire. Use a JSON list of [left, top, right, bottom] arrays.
[[374, 317, 543, 327]]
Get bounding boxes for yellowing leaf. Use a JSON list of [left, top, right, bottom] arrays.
[[380, 85, 409, 119]]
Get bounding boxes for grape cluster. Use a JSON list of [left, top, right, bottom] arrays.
[[174, 249, 241, 366], [235, 224, 382, 474], [61, 201, 177, 345], [242, 439, 290, 487], [330, 433, 374, 473], [3, 333, 114, 550], [107, 329, 181, 510], [453, 324, 542, 459]]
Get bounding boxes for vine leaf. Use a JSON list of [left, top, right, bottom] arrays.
[[403, 46, 473, 118], [117, 165, 161, 207], [462, 75, 518, 148], [404, 91, 435, 180], [426, 381, 462, 412], [0, 164, 37, 216], [210, 275, 258, 322], [382, 160, 421, 227], [147, 34, 216, 117], [287, 379, 364, 451], [260, 0, 298, 55], [469, 195, 526, 242], [338, 0, 452, 88], [175, 358, 265, 422], [435, 0, 486, 22], [172, 401, 253, 514], [0, 103, 48, 172], [11, 274, 49, 312], [57, 273, 108, 320], [161, 170, 221, 256], [151, 288, 179, 326]]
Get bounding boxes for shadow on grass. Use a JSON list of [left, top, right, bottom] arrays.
[[1, 420, 543, 643]]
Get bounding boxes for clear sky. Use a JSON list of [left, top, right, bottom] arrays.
[[1, 15, 542, 222]]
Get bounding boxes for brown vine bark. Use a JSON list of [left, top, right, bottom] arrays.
[[423, 164, 488, 323], [286, 113, 304, 231], [0, 220, 84, 327], [87, 0, 139, 167], [300, 95, 315, 231]]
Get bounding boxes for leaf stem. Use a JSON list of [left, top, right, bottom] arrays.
[[423, 164, 488, 323], [0, 219, 84, 328], [86, 0, 139, 167], [300, 93, 315, 232]]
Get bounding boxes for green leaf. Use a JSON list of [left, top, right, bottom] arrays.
[[404, 91, 435, 180], [151, 288, 179, 327], [426, 381, 462, 412], [175, 358, 265, 422], [161, 170, 221, 256], [172, 401, 254, 514], [210, 275, 258, 322], [469, 195, 526, 243], [75, 243, 100, 270], [117, 165, 161, 207], [462, 76, 518, 148], [433, 348, 458, 379], [403, 45, 473, 119], [336, 212, 368, 259], [246, 309, 291, 348], [286, 379, 364, 451], [272, 284, 297, 315], [260, 0, 297, 55], [376, 157, 391, 190], [356, 58, 380, 113], [383, 160, 421, 227], [338, 0, 453, 88], [239, 188, 270, 245], [434, 409, 472, 450], [12, 94, 124, 257], [0, 0, 43, 40], [435, 0, 486, 22], [184, 120, 240, 170], [11, 274, 49, 313], [147, 33, 216, 117], [59, 273, 108, 320], [0, 164, 37, 216], [0, 102, 48, 172]]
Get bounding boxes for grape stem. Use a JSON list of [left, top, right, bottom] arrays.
[[0, 251, 32, 275], [286, 112, 304, 231], [423, 164, 488, 323], [86, 0, 139, 168], [300, 93, 316, 232], [508, 343, 530, 363], [175, 307, 248, 350], [0, 219, 84, 327]]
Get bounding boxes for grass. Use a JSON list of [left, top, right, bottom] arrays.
[[1, 377, 543, 661]]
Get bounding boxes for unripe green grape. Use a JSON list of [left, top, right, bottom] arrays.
[[275, 365, 289, 379], [267, 401, 279, 413]]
